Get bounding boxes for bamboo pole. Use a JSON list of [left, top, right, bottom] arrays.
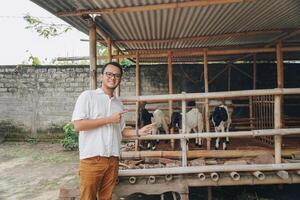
[[277, 170, 289, 179], [120, 88, 300, 103], [250, 54, 256, 129], [118, 163, 300, 176], [115, 49, 120, 97], [228, 65, 231, 91], [168, 52, 174, 149], [204, 48, 211, 150], [208, 187, 212, 200], [122, 128, 300, 141], [120, 148, 300, 159], [253, 171, 265, 180], [108, 38, 112, 62], [112, 46, 300, 60], [274, 95, 282, 163], [230, 172, 240, 181], [275, 42, 284, 164], [181, 97, 188, 167], [129, 177, 136, 184], [135, 52, 140, 151], [198, 173, 206, 181], [210, 172, 219, 182], [88, 19, 97, 89]]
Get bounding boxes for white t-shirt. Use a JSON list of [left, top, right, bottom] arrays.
[[72, 88, 125, 159]]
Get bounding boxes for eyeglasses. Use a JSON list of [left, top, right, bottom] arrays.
[[104, 72, 121, 79]]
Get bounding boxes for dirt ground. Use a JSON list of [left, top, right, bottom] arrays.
[[1, 141, 300, 200], [0, 142, 79, 200]]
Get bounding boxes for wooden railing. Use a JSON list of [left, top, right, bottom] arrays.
[[120, 88, 300, 176]]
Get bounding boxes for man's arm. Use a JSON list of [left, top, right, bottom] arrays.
[[122, 123, 154, 138], [73, 111, 127, 132]]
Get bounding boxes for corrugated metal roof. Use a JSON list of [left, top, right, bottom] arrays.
[[30, 0, 300, 63]]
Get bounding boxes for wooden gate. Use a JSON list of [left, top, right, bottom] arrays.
[[252, 95, 274, 145]]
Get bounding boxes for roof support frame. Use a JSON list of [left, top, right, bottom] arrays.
[[57, 0, 256, 17]]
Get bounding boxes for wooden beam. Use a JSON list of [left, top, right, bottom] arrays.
[[266, 29, 300, 48], [120, 149, 300, 160], [275, 42, 284, 164], [117, 29, 293, 44], [276, 43, 284, 88], [115, 49, 120, 97], [88, 19, 97, 89], [167, 52, 174, 149], [113, 46, 300, 59], [57, 0, 256, 17], [181, 97, 188, 167], [168, 52, 173, 118], [119, 163, 300, 176], [203, 49, 211, 150], [227, 28, 300, 63], [121, 88, 300, 103], [249, 54, 256, 129], [108, 38, 112, 61], [59, 45, 300, 62], [135, 52, 140, 151]]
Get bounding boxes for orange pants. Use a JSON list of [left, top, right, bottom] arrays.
[[79, 156, 119, 200]]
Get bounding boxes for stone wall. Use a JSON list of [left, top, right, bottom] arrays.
[[0, 63, 299, 137]]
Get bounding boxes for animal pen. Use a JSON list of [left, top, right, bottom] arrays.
[[30, 0, 300, 199]]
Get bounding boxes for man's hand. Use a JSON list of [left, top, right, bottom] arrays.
[[108, 110, 128, 124], [138, 123, 156, 136]]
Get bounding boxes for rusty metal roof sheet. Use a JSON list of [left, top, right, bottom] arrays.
[[30, 0, 300, 62]]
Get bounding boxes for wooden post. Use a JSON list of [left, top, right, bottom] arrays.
[[277, 43, 284, 89], [249, 54, 256, 129], [88, 19, 97, 89], [208, 187, 212, 200], [108, 38, 112, 62], [181, 96, 187, 167], [228, 65, 231, 91], [204, 49, 211, 150], [135, 52, 140, 151], [115, 49, 120, 97], [168, 52, 174, 149], [180, 193, 189, 200], [275, 42, 283, 164]]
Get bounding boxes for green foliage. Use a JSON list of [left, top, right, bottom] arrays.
[[28, 54, 41, 66], [23, 13, 72, 39], [25, 138, 39, 144], [60, 123, 78, 151]]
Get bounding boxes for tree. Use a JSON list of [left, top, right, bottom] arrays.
[[23, 13, 72, 39]]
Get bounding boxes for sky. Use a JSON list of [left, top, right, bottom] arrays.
[[0, 0, 89, 65]]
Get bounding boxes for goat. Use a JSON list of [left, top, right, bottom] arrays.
[[211, 105, 231, 150], [170, 108, 204, 147]]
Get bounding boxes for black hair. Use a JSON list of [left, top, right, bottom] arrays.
[[101, 62, 123, 76]]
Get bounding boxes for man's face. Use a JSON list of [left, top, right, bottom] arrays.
[[101, 64, 122, 89]]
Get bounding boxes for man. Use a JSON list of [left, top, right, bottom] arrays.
[[72, 62, 153, 200]]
